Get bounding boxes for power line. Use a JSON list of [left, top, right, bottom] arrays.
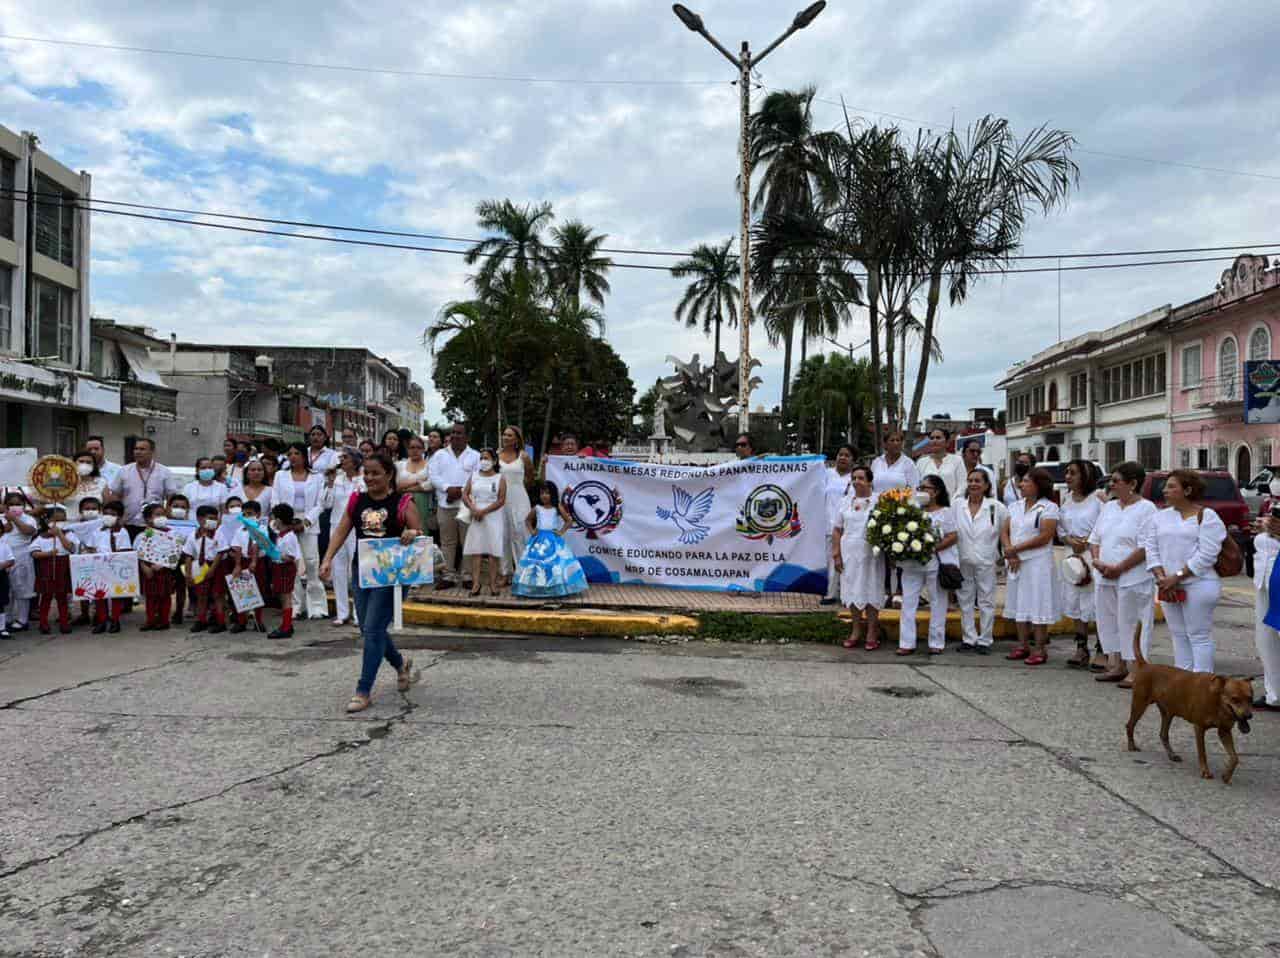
[[0, 33, 728, 87]]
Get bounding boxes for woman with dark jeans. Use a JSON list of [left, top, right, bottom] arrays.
[[320, 451, 422, 714]]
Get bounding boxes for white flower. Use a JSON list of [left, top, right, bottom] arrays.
[[896, 508, 906, 516], [910, 539, 922, 551], [891, 542, 905, 554], [881, 523, 893, 534], [906, 521, 919, 532], [924, 533, 935, 544], [871, 546, 881, 556], [897, 531, 909, 542]]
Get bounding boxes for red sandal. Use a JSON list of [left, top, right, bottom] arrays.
[[1025, 653, 1048, 666], [1006, 647, 1031, 661], [865, 637, 881, 651], [842, 637, 862, 649]]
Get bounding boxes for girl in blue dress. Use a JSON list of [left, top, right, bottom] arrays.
[[513, 482, 588, 599]]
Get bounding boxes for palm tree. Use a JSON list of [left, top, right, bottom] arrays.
[[671, 239, 741, 361], [789, 352, 874, 452], [904, 117, 1077, 429], [425, 298, 507, 438], [549, 220, 613, 309], [745, 86, 842, 218], [465, 199, 555, 293], [533, 300, 607, 457]]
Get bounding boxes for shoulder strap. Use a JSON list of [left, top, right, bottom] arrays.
[[397, 494, 411, 524]]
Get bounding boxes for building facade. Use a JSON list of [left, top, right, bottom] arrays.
[[86, 319, 179, 463]]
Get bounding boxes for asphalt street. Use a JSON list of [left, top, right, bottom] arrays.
[[1, 585, 1278, 957]]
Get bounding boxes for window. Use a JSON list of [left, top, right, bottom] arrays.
[[0, 265, 11, 353], [90, 337, 105, 377], [1105, 440, 1126, 472], [1009, 392, 1029, 423], [1137, 436, 1162, 471], [1070, 442, 1083, 460], [1215, 442, 1229, 470], [1069, 372, 1088, 408], [1032, 384, 1045, 414], [34, 174, 76, 268], [1098, 352, 1165, 404], [1034, 445, 1045, 461], [1250, 326, 1272, 362], [1259, 440, 1274, 468], [1178, 447, 1192, 468], [1197, 448, 1209, 469], [53, 426, 78, 457], [1181, 344, 1202, 388], [33, 278, 74, 365], [1219, 337, 1239, 399], [0, 155, 13, 240]]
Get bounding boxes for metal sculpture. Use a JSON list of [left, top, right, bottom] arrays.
[[657, 351, 762, 452]]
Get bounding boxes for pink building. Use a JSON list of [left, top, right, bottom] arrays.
[[1168, 254, 1280, 482]]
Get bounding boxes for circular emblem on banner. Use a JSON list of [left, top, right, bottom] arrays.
[[736, 483, 802, 542], [28, 455, 79, 502], [563, 480, 623, 537]]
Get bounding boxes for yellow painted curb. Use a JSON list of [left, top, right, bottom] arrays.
[[402, 601, 699, 637]]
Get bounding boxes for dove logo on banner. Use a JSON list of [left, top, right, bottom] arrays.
[[546, 455, 828, 594]]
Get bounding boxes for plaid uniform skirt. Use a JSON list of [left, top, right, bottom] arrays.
[[33, 555, 71, 596], [269, 560, 297, 595], [143, 567, 174, 599]]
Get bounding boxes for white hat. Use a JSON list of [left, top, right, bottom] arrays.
[[1060, 554, 1091, 586]]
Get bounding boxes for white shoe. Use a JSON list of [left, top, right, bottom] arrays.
[[331, 617, 347, 626]]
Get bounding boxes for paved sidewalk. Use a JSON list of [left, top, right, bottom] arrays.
[[414, 581, 825, 613]]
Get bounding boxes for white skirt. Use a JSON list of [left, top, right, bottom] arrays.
[[840, 535, 884, 610], [462, 512, 506, 557], [1058, 555, 1096, 623], [1004, 551, 1060, 624]]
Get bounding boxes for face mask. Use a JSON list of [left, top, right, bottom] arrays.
[[170, 508, 187, 519], [103, 515, 118, 528], [235, 452, 248, 463], [49, 519, 61, 530], [77, 462, 93, 477], [479, 460, 494, 473], [81, 510, 100, 520], [227, 506, 242, 516], [151, 516, 169, 529], [1014, 463, 1029, 477], [203, 518, 218, 530], [914, 491, 932, 508], [270, 519, 283, 533], [198, 469, 215, 482]]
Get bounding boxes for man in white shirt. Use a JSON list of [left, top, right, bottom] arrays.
[[85, 435, 122, 488], [109, 438, 180, 536], [961, 439, 995, 495], [429, 421, 480, 587], [917, 428, 968, 501]]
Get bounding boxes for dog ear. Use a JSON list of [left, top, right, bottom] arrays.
[[1210, 675, 1226, 691]]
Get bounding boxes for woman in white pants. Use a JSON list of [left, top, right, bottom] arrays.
[[1251, 517, 1280, 711], [953, 469, 1007, 653], [272, 443, 328, 620], [897, 475, 957, 656], [1058, 460, 1102, 668], [832, 464, 883, 649], [1002, 468, 1061, 666], [823, 445, 854, 605], [1144, 470, 1226, 673], [322, 449, 365, 625], [1089, 461, 1157, 686]]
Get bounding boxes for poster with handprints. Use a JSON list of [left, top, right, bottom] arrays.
[[225, 572, 265, 614], [70, 552, 141, 601], [134, 529, 182, 568], [357, 536, 435, 588]]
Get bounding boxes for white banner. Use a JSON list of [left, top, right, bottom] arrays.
[[547, 455, 829, 594]]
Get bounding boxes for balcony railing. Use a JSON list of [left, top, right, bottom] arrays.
[[120, 380, 178, 420], [1185, 374, 1242, 408], [227, 419, 306, 443], [1027, 408, 1073, 430]]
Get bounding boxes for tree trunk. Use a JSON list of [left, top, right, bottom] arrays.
[[898, 316, 908, 432], [780, 320, 794, 431], [795, 333, 809, 451], [866, 265, 885, 451], [907, 272, 944, 435], [883, 305, 896, 430], [539, 393, 555, 464], [713, 305, 721, 363], [517, 386, 526, 437]]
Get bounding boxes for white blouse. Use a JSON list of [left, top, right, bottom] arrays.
[[1007, 498, 1060, 561], [870, 454, 920, 495], [1058, 494, 1102, 543], [953, 497, 1008, 566], [926, 508, 959, 566], [1144, 507, 1227, 581], [832, 494, 875, 540], [825, 468, 853, 531], [1089, 498, 1158, 589]]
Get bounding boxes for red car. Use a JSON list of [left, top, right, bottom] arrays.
[[1142, 470, 1252, 557]]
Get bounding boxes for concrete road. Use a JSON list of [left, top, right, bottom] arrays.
[[1, 587, 1278, 957]]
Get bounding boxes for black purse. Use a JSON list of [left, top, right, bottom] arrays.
[[938, 563, 964, 590]]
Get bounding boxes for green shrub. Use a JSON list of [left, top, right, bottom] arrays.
[[696, 611, 846, 644]]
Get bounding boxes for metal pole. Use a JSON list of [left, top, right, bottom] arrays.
[[738, 42, 752, 434]]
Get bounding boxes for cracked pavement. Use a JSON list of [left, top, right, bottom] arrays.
[[1, 590, 1278, 957]]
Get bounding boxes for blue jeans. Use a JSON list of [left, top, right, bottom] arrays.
[[355, 585, 403, 696]]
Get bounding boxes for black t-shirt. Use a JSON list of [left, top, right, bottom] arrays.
[[347, 491, 406, 541]]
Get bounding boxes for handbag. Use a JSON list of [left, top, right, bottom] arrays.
[[938, 563, 963, 590], [1200, 509, 1243, 577]]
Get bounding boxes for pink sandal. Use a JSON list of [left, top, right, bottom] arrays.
[[1006, 647, 1031, 661]]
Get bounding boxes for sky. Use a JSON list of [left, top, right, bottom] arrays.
[[3, 0, 1279, 429]]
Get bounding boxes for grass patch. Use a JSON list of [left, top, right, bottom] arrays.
[[696, 611, 846, 645]]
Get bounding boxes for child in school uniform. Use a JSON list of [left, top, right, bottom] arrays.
[[267, 502, 304, 639], [184, 505, 227, 633], [137, 503, 178, 631], [213, 495, 242, 611], [1, 490, 38, 632], [30, 504, 79, 635], [229, 499, 270, 634], [0, 536, 15, 639], [73, 496, 105, 626], [166, 494, 193, 625], [88, 501, 133, 634]]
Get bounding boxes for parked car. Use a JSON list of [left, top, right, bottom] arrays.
[[1242, 465, 1280, 511], [1142, 470, 1252, 575]]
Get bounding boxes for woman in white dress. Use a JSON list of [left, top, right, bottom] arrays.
[[1002, 467, 1061, 666], [184, 457, 232, 513], [1144, 469, 1227, 673], [832, 464, 883, 650], [272, 443, 327, 619], [1058, 459, 1103, 668], [824, 445, 854, 604], [1089, 461, 1158, 687], [497, 425, 534, 582], [953, 468, 1008, 653], [58, 451, 110, 517], [898, 474, 958, 656], [238, 459, 273, 516], [323, 448, 366, 626], [462, 449, 507, 596]]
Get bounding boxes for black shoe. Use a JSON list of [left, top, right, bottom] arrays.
[[190, 621, 206, 633], [267, 627, 294, 640], [956, 642, 977, 653], [173, 613, 184, 625], [975, 645, 991, 655], [74, 614, 92, 627], [156, 623, 170, 631], [108, 621, 121, 634], [0, 630, 12, 640], [140, 624, 154, 632], [91, 622, 107, 634], [1253, 696, 1278, 711], [39, 626, 50, 635], [11, 622, 28, 632], [207, 623, 226, 634], [229, 623, 246, 634], [59, 624, 72, 634]]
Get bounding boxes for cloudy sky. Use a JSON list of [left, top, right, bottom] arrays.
[[4, 0, 1279, 428]]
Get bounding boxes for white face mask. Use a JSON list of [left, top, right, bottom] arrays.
[[102, 515, 118, 527], [81, 510, 100, 520], [203, 518, 218, 530], [170, 508, 187, 519], [151, 516, 169, 529], [479, 460, 495, 473], [914, 491, 932, 508], [77, 462, 93, 477], [227, 506, 242, 516], [270, 519, 283, 533]]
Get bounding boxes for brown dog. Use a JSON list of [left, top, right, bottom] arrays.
[[1125, 632, 1254, 784]]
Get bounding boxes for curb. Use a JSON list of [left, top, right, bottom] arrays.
[[401, 601, 699, 637]]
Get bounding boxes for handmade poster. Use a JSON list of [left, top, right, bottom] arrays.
[[357, 536, 434, 588], [63, 517, 108, 543], [0, 448, 37, 488], [70, 552, 141, 601], [134, 528, 182, 568], [225, 572, 265, 613], [546, 454, 828, 594], [166, 518, 198, 551]]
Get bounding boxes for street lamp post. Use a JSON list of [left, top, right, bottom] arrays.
[[672, 2, 827, 435]]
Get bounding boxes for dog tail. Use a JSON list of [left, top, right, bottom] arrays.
[[1132, 623, 1146, 668]]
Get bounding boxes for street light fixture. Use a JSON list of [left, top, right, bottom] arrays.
[[671, 3, 827, 433]]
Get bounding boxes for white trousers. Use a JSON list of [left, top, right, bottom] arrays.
[[825, 535, 839, 600], [331, 539, 356, 622], [293, 533, 328, 618], [1160, 577, 1220, 673], [900, 564, 947, 651], [1254, 588, 1280, 706], [956, 560, 997, 646], [1094, 582, 1154, 661]]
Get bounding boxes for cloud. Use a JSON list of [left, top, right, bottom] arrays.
[[2, 0, 1278, 432]]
